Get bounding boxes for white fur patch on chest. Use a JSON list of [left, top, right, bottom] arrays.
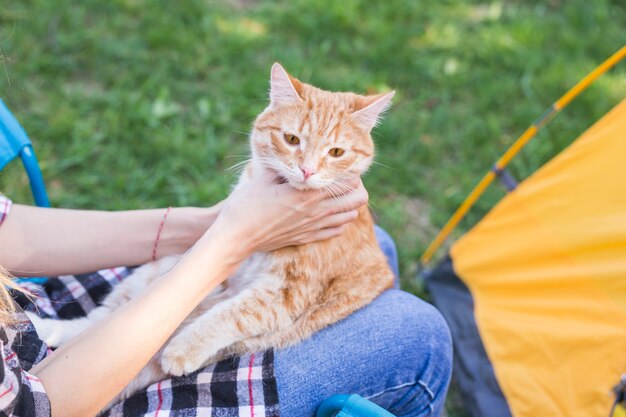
[[228, 252, 284, 293]]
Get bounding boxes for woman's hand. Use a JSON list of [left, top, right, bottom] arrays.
[[208, 174, 368, 259]]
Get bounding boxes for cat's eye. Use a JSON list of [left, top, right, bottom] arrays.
[[284, 133, 300, 145], [328, 148, 345, 157]]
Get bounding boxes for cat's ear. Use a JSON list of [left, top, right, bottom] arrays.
[[269, 63, 304, 107], [352, 91, 395, 131]]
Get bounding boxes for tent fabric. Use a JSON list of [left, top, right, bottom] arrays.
[[425, 257, 513, 417], [428, 97, 626, 417]]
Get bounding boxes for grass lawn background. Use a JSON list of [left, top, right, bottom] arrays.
[[1, 1, 625, 412]]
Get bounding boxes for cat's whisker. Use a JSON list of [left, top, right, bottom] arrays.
[[367, 199, 382, 211], [332, 179, 352, 191], [371, 130, 389, 141], [330, 181, 353, 198], [332, 181, 353, 198], [253, 158, 294, 181], [225, 167, 248, 176], [370, 161, 393, 170], [256, 157, 290, 173], [322, 187, 343, 213], [225, 158, 254, 173], [226, 158, 253, 168], [325, 183, 349, 213]]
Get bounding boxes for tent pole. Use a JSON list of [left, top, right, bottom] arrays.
[[420, 45, 626, 265]]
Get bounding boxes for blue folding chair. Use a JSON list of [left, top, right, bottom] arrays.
[[0, 100, 397, 417], [0, 99, 50, 284], [0, 99, 50, 207], [317, 394, 396, 417]]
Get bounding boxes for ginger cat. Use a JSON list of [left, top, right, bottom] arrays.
[[27, 63, 396, 401]]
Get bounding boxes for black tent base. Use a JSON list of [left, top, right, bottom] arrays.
[[423, 255, 513, 417]]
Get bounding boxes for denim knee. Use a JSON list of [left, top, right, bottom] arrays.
[[274, 290, 452, 417], [362, 291, 453, 417]]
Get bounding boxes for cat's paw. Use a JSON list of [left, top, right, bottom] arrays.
[[25, 311, 63, 347], [160, 339, 216, 376]]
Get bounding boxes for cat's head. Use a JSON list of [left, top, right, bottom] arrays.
[[250, 63, 394, 191]]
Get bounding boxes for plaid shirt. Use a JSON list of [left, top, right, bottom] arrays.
[[0, 318, 51, 417], [1, 196, 280, 417]]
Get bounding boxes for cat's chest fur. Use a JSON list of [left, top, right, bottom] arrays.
[[222, 204, 378, 317], [223, 236, 336, 308]]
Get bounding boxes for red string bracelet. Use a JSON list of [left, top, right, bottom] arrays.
[[152, 206, 171, 261]]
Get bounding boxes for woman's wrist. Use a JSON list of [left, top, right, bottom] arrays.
[[154, 204, 222, 257], [182, 224, 250, 280], [198, 212, 256, 264]]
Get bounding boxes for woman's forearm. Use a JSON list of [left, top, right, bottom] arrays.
[[31, 228, 245, 417], [0, 204, 221, 276]]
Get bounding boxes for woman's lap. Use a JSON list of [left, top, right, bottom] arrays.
[[18, 226, 452, 416], [276, 226, 452, 416], [275, 290, 452, 417]]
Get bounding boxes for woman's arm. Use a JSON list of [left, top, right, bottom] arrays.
[[30, 175, 368, 417], [0, 204, 221, 276], [31, 227, 242, 416]]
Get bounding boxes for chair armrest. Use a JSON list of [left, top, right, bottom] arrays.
[[316, 394, 396, 417]]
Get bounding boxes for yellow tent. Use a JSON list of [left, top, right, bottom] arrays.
[[424, 47, 626, 417]]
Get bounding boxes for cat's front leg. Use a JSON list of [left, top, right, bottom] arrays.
[[160, 287, 290, 376]]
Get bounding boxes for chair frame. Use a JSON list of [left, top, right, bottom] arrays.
[[316, 394, 396, 417], [0, 99, 50, 207]]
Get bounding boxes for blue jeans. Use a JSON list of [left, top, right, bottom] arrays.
[[275, 226, 453, 417]]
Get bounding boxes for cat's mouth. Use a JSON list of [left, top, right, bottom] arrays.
[[265, 167, 325, 190]]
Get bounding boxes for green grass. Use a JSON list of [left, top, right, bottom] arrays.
[[2, 0, 625, 289], [1, 1, 624, 414]]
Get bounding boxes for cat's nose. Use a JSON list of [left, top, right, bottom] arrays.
[[300, 166, 316, 180]]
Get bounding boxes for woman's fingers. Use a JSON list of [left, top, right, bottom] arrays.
[[213, 170, 369, 253], [316, 210, 358, 230], [296, 224, 347, 245], [291, 210, 359, 244]]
